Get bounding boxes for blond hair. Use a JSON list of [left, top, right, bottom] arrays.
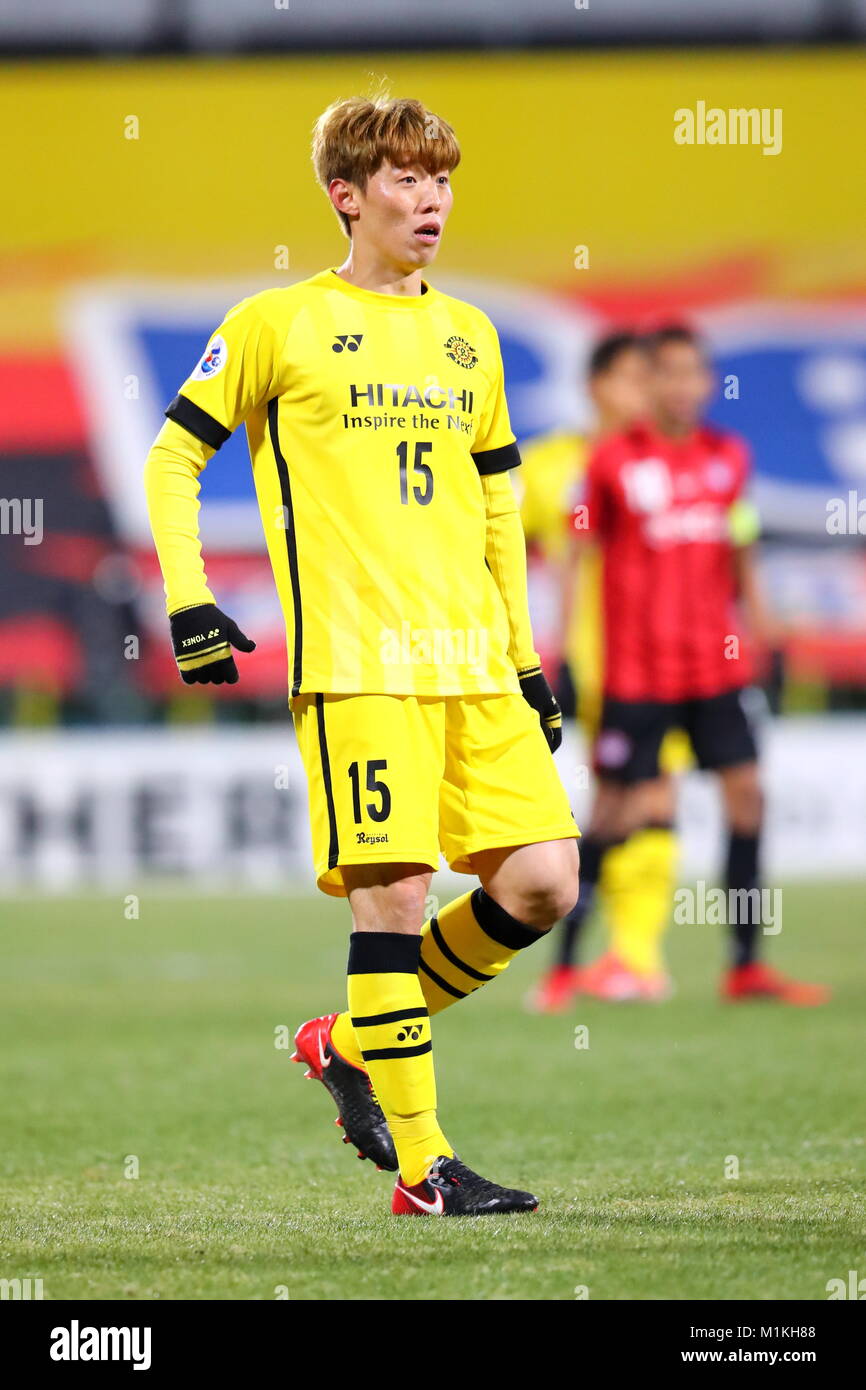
[[312, 95, 461, 236]]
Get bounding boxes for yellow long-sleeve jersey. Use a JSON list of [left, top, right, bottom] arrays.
[[145, 270, 539, 700]]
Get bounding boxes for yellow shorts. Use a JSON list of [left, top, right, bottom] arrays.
[[292, 692, 579, 897]]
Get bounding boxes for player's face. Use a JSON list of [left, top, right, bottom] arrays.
[[590, 347, 650, 432], [354, 161, 453, 271], [650, 340, 714, 433]]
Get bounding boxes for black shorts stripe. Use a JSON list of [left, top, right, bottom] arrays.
[[267, 398, 303, 696], [361, 1041, 433, 1062], [315, 694, 339, 871], [429, 918, 494, 982], [419, 956, 471, 1001], [351, 1006, 429, 1028], [165, 394, 231, 450], [472, 440, 522, 475]]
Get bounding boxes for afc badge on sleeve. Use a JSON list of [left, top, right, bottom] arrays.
[[192, 335, 228, 380]]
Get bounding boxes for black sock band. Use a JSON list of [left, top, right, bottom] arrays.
[[726, 832, 761, 967], [470, 888, 542, 952], [557, 886, 594, 967], [554, 834, 613, 968], [578, 835, 610, 887], [347, 931, 422, 975]]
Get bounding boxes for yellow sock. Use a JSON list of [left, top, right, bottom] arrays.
[[601, 827, 677, 976], [419, 888, 541, 1013], [330, 1010, 363, 1067], [331, 889, 541, 1068], [346, 931, 451, 1186]]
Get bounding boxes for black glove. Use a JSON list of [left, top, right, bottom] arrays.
[[169, 603, 256, 685], [518, 665, 562, 753]]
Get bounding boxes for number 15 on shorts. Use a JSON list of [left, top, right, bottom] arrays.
[[348, 759, 392, 824]]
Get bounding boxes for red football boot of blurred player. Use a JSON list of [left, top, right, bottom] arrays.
[[581, 951, 673, 1002], [525, 964, 585, 1013], [722, 962, 830, 1006]]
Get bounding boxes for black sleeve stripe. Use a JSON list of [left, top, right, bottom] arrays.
[[165, 394, 231, 451], [472, 440, 522, 475]]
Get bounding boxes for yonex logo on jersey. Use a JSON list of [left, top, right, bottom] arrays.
[[192, 335, 227, 380], [332, 334, 363, 353], [444, 335, 478, 369]]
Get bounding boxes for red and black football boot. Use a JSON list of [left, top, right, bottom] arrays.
[[292, 1012, 397, 1171], [392, 1155, 538, 1216]]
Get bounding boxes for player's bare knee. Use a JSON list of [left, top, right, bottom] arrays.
[[731, 794, 763, 836], [382, 877, 429, 932], [514, 841, 580, 929], [723, 763, 763, 834], [346, 867, 429, 933], [520, 883, 578, 931]]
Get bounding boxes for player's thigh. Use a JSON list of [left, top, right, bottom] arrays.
[[439, 693, 577, 877], [684, 689, 758, 773], [593, 697, 671, 786], [586, 775, 634, 840], [342, 861, 434, 934], [292, 692, 444, 897], [640, 772, 679, 820], [716, 760, 763, 833]]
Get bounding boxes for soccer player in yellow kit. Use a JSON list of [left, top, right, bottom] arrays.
[[145, 96, 579, 1216]]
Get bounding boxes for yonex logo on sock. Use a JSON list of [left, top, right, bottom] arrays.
[[396, 1024, 423, 1042]]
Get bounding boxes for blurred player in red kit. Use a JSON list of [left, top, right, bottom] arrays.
[[561, 324, 829, 1004]]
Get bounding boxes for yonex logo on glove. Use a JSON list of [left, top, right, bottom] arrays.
[[169, 603, 256, 686]]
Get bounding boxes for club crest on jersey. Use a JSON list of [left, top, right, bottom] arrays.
[[192, 335, 227, 380], [706, 457, 734, 492], [621, 458, 673, 513], [444, 335, 478, 369]]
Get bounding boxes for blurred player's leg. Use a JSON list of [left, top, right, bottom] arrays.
[[531, 703, 672, 1009], [602, 823, 676, 990], [593, 767, 678, 997], [528, 773, 630, 1011], [717, 758, 830, 1005], [685, 696, 829, 1004]]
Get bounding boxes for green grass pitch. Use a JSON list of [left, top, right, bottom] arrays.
[[1, 882, 864, 1301]]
